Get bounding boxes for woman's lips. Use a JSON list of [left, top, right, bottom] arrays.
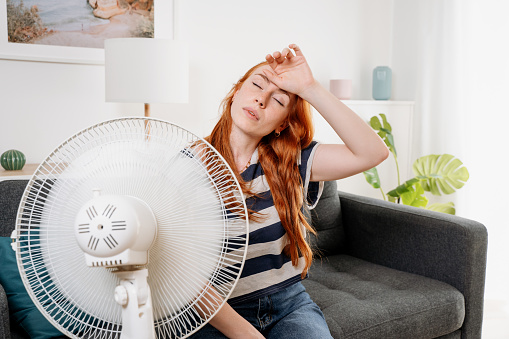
[[243, 107, 259, 121]]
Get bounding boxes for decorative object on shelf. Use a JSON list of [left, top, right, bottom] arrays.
[[104, 38, 189, 118], [1, 150, 26, 171], [363, 114, 469, 215], [372, 66, 392, 100], [330, 79, 352, 100]]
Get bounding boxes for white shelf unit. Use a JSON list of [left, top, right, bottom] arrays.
[[312, 100, 415, 200], [0, 164, 38, 181]]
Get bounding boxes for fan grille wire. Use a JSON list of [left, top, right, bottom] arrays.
[[15, 118, 249, 338]]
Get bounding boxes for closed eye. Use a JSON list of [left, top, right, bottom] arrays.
[[252, 82, 262, 89], [273, 97, 284, 106]]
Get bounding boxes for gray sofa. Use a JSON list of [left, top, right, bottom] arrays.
[[0, 179, 487, 338]]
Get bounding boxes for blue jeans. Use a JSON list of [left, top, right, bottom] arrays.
[[189, 282, 333, 339]]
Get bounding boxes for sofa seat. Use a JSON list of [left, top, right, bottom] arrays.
[[303, 254, 464, 339]]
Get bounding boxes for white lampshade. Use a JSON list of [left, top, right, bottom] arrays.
[[105, 38, 188, 104]]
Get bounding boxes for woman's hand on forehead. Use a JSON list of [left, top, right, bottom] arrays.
[[263, 44, 317, 99]]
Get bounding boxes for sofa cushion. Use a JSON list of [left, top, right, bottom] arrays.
[[308, 180, 346, 255], [0, 180, 28, 237], [0, 284, 9, 338], [0, 237, 66, 339], [303, 254, 465, 339]]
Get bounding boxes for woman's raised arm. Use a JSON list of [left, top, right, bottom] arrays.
[[263, 44, 389, 181]]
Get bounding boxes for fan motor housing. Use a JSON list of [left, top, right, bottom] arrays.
[[74, 194, 157, 267]]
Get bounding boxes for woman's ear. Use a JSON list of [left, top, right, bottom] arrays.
[[276, 121, 289, 134]]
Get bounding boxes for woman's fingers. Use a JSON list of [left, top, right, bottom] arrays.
[[265, 44, 305, 78], [265, 54, 278, 72], [271, 51, 285, 63], [289, 44, 303, 56], [282, 47, 294, 59], [267, 45, 301, 64], [261, 68, 279, 84]]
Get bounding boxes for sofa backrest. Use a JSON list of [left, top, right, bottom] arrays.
[[308, 180, 346, 257], [0, 180, 29, 237], [0, 179, 346, 256]]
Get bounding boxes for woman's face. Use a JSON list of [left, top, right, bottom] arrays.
[[230, 65, 295, 140]]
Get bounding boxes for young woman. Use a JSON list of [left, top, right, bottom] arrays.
[[191, 44, 389, 339]]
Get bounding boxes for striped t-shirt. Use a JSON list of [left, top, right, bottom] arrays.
[[228, 141, 323, 304]]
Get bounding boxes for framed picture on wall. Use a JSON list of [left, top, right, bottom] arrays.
[[0, 0, 173, 64]]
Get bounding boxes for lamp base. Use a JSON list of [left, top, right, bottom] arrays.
[[144, 103, 150, 118], [144, 103, 151, 137]]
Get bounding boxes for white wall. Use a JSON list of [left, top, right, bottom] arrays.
[[459, 0, 509, 303], [0, 0, 394, 163], [390, 0, 509, 305], [0, 60, 109, 162]]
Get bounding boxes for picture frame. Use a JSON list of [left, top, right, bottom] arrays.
[[0, 0, 173, 65]]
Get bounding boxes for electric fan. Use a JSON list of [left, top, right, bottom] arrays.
[[11, 117, 249, 338]]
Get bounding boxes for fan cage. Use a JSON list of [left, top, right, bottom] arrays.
[[14, 117, 249, 338]]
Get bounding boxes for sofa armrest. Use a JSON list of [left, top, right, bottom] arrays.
[[338, 190, 487, 339], [0, 283, 10, 339]]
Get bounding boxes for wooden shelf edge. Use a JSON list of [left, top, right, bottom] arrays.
[[0, 163, 38, 178]]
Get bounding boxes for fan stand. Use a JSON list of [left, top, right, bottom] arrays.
[[15, 118, 249, 338], [114, 267, 156, 339]]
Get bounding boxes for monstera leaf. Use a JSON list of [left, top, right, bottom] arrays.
[[363, 114, 469, 214], [363, 167, 381, 189], [413, 154, 469, 195], [387, 178, 420, 199], [400, 182, 428, 208], [369, 114, 397, 157], [427, 202, 456, 215], [386, 154, 469, 199]]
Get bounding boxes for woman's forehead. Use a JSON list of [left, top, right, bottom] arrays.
[[249, 66, 293, 93], [248, 65, 271, 79], [254, 64, 272, 72], [244, 64, 297, 102]]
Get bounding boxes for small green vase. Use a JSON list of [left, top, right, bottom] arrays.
[[1, 149, 26, 170]]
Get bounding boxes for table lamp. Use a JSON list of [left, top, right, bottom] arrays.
[[105, 38, 189, 118]]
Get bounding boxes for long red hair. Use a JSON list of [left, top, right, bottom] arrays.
[[206, 62, 316, 278]]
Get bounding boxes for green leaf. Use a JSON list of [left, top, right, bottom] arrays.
[[427, 202, 456, 215], [363, 167, 381, 189], [377, 130, 387, 139], [379, 113, 392, 133], [387, 178, 421, 198], [368, 114, 397, 157], [400, 182, 428, 208], [412, 154, 469, 196], [369, 116, 382, 130], [381, 129, 396, 156]]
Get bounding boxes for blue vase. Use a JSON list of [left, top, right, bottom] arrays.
[[372, 66, 392, 100]]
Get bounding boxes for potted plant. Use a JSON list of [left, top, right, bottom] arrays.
[[363, 114, 469, 215]]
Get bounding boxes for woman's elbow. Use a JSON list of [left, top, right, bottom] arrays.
[[372, 146, 390, 167], [381, 146, 390, 161]]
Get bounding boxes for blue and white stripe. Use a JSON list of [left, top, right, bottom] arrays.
[[228, 141, 323, 304]]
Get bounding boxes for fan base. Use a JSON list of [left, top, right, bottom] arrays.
[[114, 268, 156, 339]]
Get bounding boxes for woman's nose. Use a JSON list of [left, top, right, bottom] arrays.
[[255, 94, 267, 107]]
